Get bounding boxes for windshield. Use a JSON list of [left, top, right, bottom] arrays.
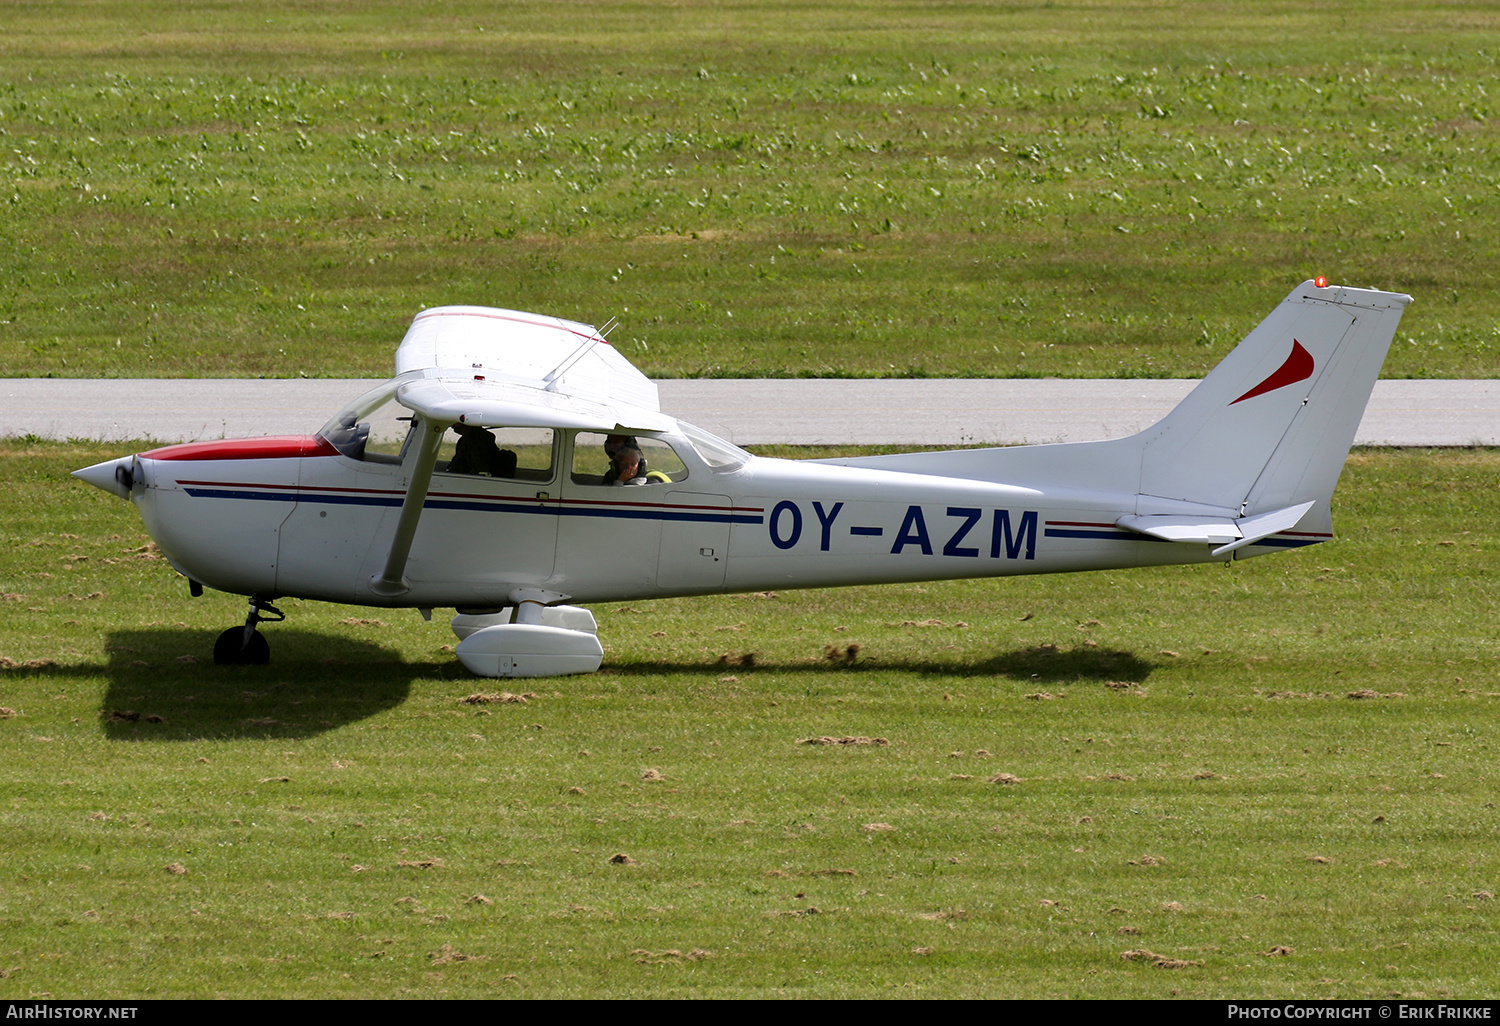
[[677, 420, 751, 470], [317, 377, 417, 460]]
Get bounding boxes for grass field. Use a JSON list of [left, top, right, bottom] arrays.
[[2, 1, 1499, 379], [1, 442, 1496, 998]]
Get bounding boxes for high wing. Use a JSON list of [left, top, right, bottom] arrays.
[[392, 306, 670, 433], [395, 376, 673, 433], [371, 307, 674, 596]]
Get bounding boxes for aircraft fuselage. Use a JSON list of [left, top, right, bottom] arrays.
[[121, 425, 1316, 610]]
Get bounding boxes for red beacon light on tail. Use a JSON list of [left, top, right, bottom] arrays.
[[1314, 276, 1329, 288]]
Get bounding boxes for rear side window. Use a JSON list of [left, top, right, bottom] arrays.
[[437, 427, 556, 482]]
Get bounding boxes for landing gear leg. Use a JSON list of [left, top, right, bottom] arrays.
[[213, 596, 283, 666]]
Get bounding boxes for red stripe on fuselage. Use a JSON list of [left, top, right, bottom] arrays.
[[143, 436, 340, 461], [174, 478, 391, 494]]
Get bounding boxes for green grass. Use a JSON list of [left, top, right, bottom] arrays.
[[1, 442, 1497, 998], [2, 0, 1499, 379]]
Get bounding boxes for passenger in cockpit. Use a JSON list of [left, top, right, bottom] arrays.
[[449, 423, 517, 477]]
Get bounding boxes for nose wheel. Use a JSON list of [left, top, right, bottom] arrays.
[[213, 597, 283, 666]]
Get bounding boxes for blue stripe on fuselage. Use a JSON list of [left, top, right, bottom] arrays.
[[544, 503, 761, 525], [1043, 528, 1170, 542], [180, 486, 762, 526], [183, 486, 321, 505]]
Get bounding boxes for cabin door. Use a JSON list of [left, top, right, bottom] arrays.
[[553, 432, 663, 597], [407, 427, 560, 599]]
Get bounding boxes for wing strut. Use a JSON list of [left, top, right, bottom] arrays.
[[370, 415, 445, 597]]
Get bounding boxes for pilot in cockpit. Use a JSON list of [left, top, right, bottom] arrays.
[[601, 433, 648, 485], [608, 444, 648, 486]]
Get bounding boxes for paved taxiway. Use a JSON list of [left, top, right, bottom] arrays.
[[3, 378, 1497, 447]]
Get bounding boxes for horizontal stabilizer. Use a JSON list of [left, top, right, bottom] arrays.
[[1211, 500, 1316, 556], [1114, 513, 1243, 546], [1116, 500, 1316, 554]]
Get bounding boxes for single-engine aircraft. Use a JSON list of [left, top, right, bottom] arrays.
[[75, 279, 1412, 677]]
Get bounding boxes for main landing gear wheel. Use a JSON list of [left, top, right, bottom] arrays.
[[213, 596, 284, 666]]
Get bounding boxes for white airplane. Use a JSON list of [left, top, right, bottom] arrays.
[[75, 278, 1411, 677]]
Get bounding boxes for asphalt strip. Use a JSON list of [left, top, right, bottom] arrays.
[[2, 378, 1497, 447]]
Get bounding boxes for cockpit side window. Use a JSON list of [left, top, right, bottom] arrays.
[[570, 432, 688, 486]]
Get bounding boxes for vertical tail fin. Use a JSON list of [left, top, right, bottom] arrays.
[[817, 280, 1412, 547], [1134, 280, 1412, 524]]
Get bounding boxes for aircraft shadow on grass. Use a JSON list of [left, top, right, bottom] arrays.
[[606, 645, 1157, 684], [8, 632, 1155, 741], [87, 627, 456, 741]]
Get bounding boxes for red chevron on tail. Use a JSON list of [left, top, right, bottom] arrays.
[[1230, 339, 1314, 405]]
